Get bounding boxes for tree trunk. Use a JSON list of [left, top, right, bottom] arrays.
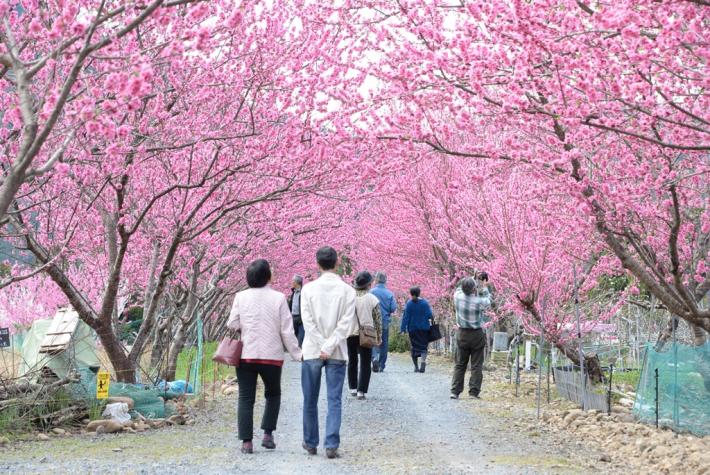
[[554, 338, 604, 384], [129, 230, 183, 364], [654, 316, 680, 352], [150, 322, 169, 371], [163, 319, 190, 381], [519, 298, 604, 383], [689, 324, 710, 392], [95, 322, 135, 383]]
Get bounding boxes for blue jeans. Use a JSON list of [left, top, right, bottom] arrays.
[[372, 320, 390, 370], [301, 359, 346, 449]]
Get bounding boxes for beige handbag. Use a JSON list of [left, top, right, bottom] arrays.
[[356, 303, 380, 348], [359, 325, 379, 349]]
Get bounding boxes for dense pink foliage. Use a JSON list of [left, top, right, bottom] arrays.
[[1, 0, 708, 356]]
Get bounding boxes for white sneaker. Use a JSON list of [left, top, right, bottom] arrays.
[[350, 389, 357, 397], [357, 392, 366, 400]]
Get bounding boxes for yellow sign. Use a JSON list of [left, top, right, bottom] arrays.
[[96, 370, 110, 399]]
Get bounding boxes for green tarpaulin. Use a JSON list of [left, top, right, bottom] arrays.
[[18, 318, 100, 381]]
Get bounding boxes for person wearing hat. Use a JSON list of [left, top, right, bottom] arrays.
[[347, 271, 382, 400]]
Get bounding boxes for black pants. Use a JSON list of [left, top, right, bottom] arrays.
[[451, 328, 486, 396], [236, 362, 282, 441], [347, 336, 372, 393]]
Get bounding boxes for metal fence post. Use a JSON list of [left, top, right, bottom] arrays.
[[655, 367, 659, 428], [607, 363, 614, 415]]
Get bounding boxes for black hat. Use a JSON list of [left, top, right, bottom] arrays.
[[354, 271, 373, 290]]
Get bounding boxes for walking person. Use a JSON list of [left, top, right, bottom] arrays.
[[450, 275, 492, 399], [301, 246, 356, 459], [370, 272, 397, 373], [288, 275, 305, 347], [347, 271, 382, 400], [400, 286, 433, 373], [226, 259, 302, 454]]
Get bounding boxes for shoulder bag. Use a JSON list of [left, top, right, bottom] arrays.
[[356, 302, 379, 349], [212, 330, 243, 367], [427, 315, 443, 343]]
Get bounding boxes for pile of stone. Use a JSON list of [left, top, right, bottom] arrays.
[[453, 362, 710, 474], [221, 377, 238, 396], [200, 376, 238, 397], [540, 407, 710, 474], [83, 396, 196, 435]]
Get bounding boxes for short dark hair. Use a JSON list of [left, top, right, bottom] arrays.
[[246, 259, 271, 288], [316, 246, 338, 270], [477, 271, 489, 282], [409, 286, 421, 300], [461, 277, 476, 296]]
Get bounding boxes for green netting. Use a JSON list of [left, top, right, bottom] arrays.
[[68, 368, 184, 419], [633, 342, 710, 436]]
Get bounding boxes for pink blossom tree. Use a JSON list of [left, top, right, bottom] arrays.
[[321, 0, 710, 334], [0, 0, 217, 225]]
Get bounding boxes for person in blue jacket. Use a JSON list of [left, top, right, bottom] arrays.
[[400, 286, 432, 373], [370, 272, 398, 373]]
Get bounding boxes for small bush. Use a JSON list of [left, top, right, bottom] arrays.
[[388, 318, 410, 353]]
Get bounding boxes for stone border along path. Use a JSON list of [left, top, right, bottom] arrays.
[[1, 354, 603, 474]]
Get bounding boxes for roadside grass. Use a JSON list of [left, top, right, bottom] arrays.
[[0, 388, 78, 437], [175, 341, 232, 386], [609, 368, 641, 390]]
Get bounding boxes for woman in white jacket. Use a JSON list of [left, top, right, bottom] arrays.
[[227, 259, 302, 454], [346, 271, 382, 400]]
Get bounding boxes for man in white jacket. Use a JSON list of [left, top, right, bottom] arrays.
[[300, 246, 356, 459]]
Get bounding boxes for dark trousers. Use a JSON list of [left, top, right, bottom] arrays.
[[451, 328, 486, 396], [236, 362, 282, 441], [294, 321, 305, 347], [346, 336, 372, 393]]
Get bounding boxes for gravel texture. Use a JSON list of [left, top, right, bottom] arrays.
[[1, 354, 599, 474]]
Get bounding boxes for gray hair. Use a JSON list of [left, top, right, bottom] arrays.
[[375, 272, 387, 284], [292, 275, 304, 286], [461, 277, 476, 296]]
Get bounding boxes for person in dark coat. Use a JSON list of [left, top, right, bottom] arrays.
[[287, 275, 304, 347], [400, 286, 433, 373]]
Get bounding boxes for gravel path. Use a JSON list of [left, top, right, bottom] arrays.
[[2, 354, 594, 474]]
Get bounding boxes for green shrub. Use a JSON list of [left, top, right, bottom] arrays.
[[388, 318, 410, 353]]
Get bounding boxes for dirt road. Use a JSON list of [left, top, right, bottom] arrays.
[[2, 354, 598, 474]]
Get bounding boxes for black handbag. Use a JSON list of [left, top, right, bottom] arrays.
[[427, 317, 443, 342]]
